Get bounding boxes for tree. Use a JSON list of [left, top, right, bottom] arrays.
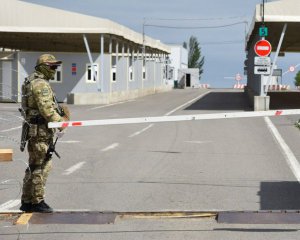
[[182, 41, 187, 49], [188, 36, 205, 79], [295, 71, 300, 87]]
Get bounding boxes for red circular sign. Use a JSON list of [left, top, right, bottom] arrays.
[[235, 73, 242, 81], [289, 66, 295, 72], [254, 40, 272, 57]]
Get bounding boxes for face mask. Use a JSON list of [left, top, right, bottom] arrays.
[[36, 64, 56, 80]]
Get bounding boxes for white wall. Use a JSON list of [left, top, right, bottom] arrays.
[[168, 45, 188, 81], [15, 51, 167, 103]]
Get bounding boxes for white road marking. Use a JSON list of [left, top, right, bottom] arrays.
[[0, 210, 21, 213], [88, 100, 135, 110], [58, 140, 81, 143], [127, 92, 211, 138], [0, 199, 21, 211], [184, 140, 212, 144], [164, 91, 211, 116], [0, 126, 22, 133], [63, 161, 86, 176], [52, 209, 91, 212], [101, 143, 119, 152], [129, 124, 154, 138], [264, 117, 300, 182]]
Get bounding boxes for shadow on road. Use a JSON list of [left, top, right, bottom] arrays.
[[269, 92, 300, 110], [259, 181, 300, 210], [184, 91, 251, 111]]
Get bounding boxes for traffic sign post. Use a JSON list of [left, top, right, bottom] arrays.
[[254, 40, 272, 57], [254, 40, 272, 75]]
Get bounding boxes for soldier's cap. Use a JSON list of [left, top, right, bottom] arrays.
[[36, 54, 62, 66]]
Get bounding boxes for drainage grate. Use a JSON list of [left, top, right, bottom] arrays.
[[218, 211, 300, 224]]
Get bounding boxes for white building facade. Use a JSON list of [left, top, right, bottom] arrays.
[[0, 0, 171, 104], [168, 44, 200, 88]]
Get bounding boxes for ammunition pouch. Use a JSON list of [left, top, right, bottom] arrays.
[[27, 164, 41, 172], [29, 115, 46, 125]]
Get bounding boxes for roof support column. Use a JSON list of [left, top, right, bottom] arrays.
[[122, 42, 125, 91], [141, 46, 144, 90], [116, 41, 119, 85], [83, 34, 100, 91], [109, 36, 112, 95], [100, 34, 104, 92], [263, 23, 287, 96], [132, 48, 135, 82], [116, 41, 119, 66], [127, 45, 130, 91]]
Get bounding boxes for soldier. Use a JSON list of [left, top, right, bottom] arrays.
[[19, 54, 69, 213]]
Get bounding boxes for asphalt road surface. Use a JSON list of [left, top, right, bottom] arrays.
[[1, 88, 300, 240]]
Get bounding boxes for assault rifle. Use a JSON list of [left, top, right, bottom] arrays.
[[45, 137, 60, 161], [19, 108, 29, 152], [54, 95, 66, 117]]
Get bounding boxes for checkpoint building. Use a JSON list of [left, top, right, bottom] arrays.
[[245, 0, 300, 110], [0, 0, 171, 104], [168, 44, 201, 89]]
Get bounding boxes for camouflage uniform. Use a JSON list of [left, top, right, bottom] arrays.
[[21, 54, 63, 209]]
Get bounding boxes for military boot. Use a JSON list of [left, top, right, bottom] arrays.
[[295, 120, 300, 129], [19, 201, 32, 212], [31, 200, 53, 213]]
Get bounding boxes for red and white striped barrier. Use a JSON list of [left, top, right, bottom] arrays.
[[48, 109, 300, 129], [233, 84, 246, 89], [194, 84, 210, 89], [267, 85, 290, 91]]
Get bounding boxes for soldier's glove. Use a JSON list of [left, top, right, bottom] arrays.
[[60, 104, 71, 121], [58, 116, 69, 132]]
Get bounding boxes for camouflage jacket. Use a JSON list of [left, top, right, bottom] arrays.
[[22, 71, 62, 123]]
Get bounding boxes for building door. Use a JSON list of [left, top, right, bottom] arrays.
[[0, 61, 13, 102], [186, 74, 191, 87]]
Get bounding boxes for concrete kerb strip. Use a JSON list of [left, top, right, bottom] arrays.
[[3, 210, 300, 225], [3, 211, 218, 225]]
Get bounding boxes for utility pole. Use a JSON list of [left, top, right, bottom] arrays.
[[142, 17, 146, 66], [262, 0, 265, 27]]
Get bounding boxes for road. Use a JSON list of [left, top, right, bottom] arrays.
[[1, 88, 300, 240]]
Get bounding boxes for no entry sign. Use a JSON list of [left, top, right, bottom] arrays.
[[254, 40, 272, 57]]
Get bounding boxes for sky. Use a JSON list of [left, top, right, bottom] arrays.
[[23, 0, 299, 88]]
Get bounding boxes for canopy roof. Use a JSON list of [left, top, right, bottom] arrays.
[[246, 0, 300, 52], [0, 0, 170, 53]]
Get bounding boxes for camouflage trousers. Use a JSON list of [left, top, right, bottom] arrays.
[[21, 137, 53, 204]]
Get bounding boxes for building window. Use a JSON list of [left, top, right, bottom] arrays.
[[50, 64, 62, 83], [129, 56, 134, 81], [129, 66, 133, 81], [112, 67, 116, 82], [111, 56, 117, 82], [162, 65, 165, 80], [86, 64, 98, 82], [163, 66, 167, 80], [143, 66, 146, 80]]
